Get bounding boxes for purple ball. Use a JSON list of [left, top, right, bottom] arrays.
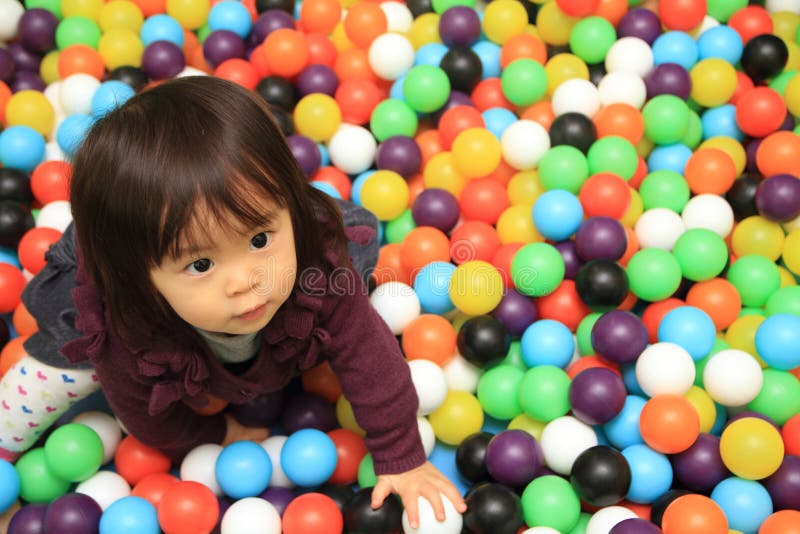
[[574, 216, 627, 262], [763, 455, 800, 511], [376, 136, 422, 179], [745, 138, 762, 174], [259, 486, 296, 516], [724, 411, 780, 431], [554, 240, 582, 280], [18, 9, 58, 54], [779, 111, 796, 131], [0, 47, 14, 83], [142, 41, 185, 80], [43, 493, 102, 534], [569, 367, 627, 425], [8, 43, 42, 73], [671, 433, 729, 493], [485, 429, 543, 488], [591, 310, 648, 365], [296, 64, 339, 97], [438, 6, 481, 48], [280, 391, 337, 434], [610, 518, 663, 534], [211, 497, 232, 534], [252, 9, 296, 43], [411, 188, 460, 232], [287, 134, 322, 177], [492, 289, 537, 337], [229, 390, 285, 428], [10, 71, 46, 93], [756, 173, 800, 222], [202, 30, 246, 68], [617, 8, 662, 45], [645, 63, 691, 100], [8, 503, 47, 534]]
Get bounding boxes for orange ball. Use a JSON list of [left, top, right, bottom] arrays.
[[661, 494, 728, 534], [312, 166, 351, 199], [594, 103, 644, 145], [491, 242, 525, 289], [519, 100, 555, 130], [567, 355, 621, 380], [327, 428, 367, 485], [58, 44, 105, 79], [684, 148, 737, 195], [132, 472, 179, 508], [300, 0, 341, 35], [262, 28, 309, 78], [756, 131, 800, 177], [0, 81, 12, 123], [335, 78, 382, 125], [333, 47, 377, 83], [641, 298, 684, 344], [12, 301, 38, 337], [536, 280, 591, 332], [214, 58, 258, 89], [400, 226, 451, 279], [685, 278, 741, 331], [114, 435, 172, 486], [484, 158, 516, 187], [618, 225, 639, 267], [640, 394, 700, 454], [18, 227, 63, 275], [449, 221, 501, 264], [343, 1, 387, 49], [438, 105, 484, 150], [579, 172, 631, 219], [759, 510, 800, 534], [500, 33, 547, 68], [374, 243, 411, 286], [0, 335, 29, 378], [131, 0, 166, 17], [306, 32, 338, 68], [302, 361, 342, 404], [416, 128, 444, 166], [192, 394, 228, 415], [401, 314, 457, 365], [459, 177, 509, 225], [471, 77, 514, 111], [594, 0, 628, 26]]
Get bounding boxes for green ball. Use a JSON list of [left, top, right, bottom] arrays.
[[511, 242, 565, 297], [672, 228, 729, 281], [197, 23, 212, 44], [576, 312, 603, 356], [385, 209, 416, 244], [519, 365, 571, 422], [55, 16, 102, 49], [26, 0, 62, 18], [43, 423, 103, 482], [707, 0, 747, 22], [765, 285, 800, 316], [477, 364, 524, 420], [638, 170, 690, 213], [642, 95, 691, 145], [726, 254, 781, 308], [626, 248, 682, 302], [15, 448, 70, 504], [768, 70, 796, 97], [403, 65, 451, 113], [587, 136, 638, 180], [746, 369, 800, 426], [538, 145, 590, 193], [569, 17, 617, 65], [503, 340, 527, 371], [431, 0, 476, 14], [521, 475, 581, 532], [501, 59, 548, 107], [567, 513, 592, 534], [370, 99, 418, 142], [680, 111, 703, 149], [739, 307, 766, 317], [357, 453, 378, 488]]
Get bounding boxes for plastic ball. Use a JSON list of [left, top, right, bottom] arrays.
[[98, 28, 144, 70], [484, 429, 543, 488], [635, 342, 696, 397], [0, 125, 46, 173], [540, 416, 598, 476], [368, 32, 414, 81], [99, 495, 159, 534], [165, 0, 208, 30], [280, 429, 338, 487], [605, 37, 653, 78], [5, 90, 54, 137], [621, 444, 673, 504], [157, 481, 219, 534], [132, 472, 180, 507], [462, 482, 523, 534], [401, 493, 462, 534], [626, 247, 682, 302], [552, 78, 601, 118], [42, 492, 102, 533], [518, 365, 571, 423], [370, 98, 418, 142], [639, 394, 700, 454], [741, 33, 788, 83], [214, 441, 272, 499], [43, 423, 103, 482], [408, 359, 449, 415], [501, 119, 550, 170], [569, 367, 627, 425], [114, 436, 171, 487], [735, 87, 787, 138], [511, 243, 565, 298], [657, 306, 716, 361], [520, 475, 581, 533], [500, 58, 547, 108], [0, 459, 20, 514], [282, 492, 343, 534], [754, 313, 800, 370], [661, 494, 728, 534], [90, 79, 135, 119], [448, 260, 504, 315], [343, 487, 403, 534], [75, 471, 131, 511], [428, 390, 483, 446], [681, 194, 733, 237], [711, 477, 773, 534], [327, 124, 376, 176]]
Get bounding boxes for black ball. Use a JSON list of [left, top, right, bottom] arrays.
[[0, 319, 10, 349], [405, 0, 433, 18], [0, 167, 33, 204], [255, 75, 298, 112], [741, 34, 788, 83], [588, 63, 606, 87], [108, 66, 148, 91], [570, 445, 631, 507], [343, 487, 403, 534], [255, 0, 294, 14], [456, 431, 494, 484], [268, 106, 295, 137], [228, 389, 284, 428], [439, 47, 483, 94], [0, 201, 34, 248], [463, 482, 524, 534], [549, 112, 597, 154], [547, 45, 572, 60], [575, 259, 629, 311], [725, 174, 760, 221], [520, 0, 539, 24], [456, 315, 510, 368], [650, 489, 692, 527], [316, 484, 355, 512]]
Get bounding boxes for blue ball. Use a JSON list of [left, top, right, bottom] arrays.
[[215, 441, 272, 499], [647, 143, 693, 174], [482, 107, 517, 139], [520, 319, 575, 368], [701, 104, 744, 141], [56, 114, 95, 157], [658, 306, 716, 361], [91, 81, 136, 119], [208, 0, 253, 39], [621, 363, 646, 397], [311, 180, 342, 199], [533, 189, 584, 242], [755, 314, 800, 370], [697, 25, 743, 65], [0, 125, 46, 172], [621, 444, 673, 504], [415, 43, 448, 67], [711, 477, 773, 534], [0, 247, 21, 268], [390, 75, 406, 101], [471, 41, 502, 79], [603, 395, 647, 450], [652, 31, 698, 70], [99, 496, 160, 534], [140, 14, 185, 47], [414, 261, 456, 314], [0, 459, 20, 514], [280, 428, 338, 487], [710, 401, 727, 436], [317, 143, 330, 167]]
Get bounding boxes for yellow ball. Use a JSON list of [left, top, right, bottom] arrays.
[[507, 413, 546, 441], [423, 152, 467, 196], [336, 395, 365, 436], [167, 0, 210, 30], [545, 53, 589, 96], [98, 0, 144, 32], [98, 28, 144, 70], [496, 204, 542, 244], [449, 260, 504, 315], [783, 229, 800, 276], [39, 50, 61, 85], [690, 59, 737, 108], [724, 314, 766, 360], [684, 386, 717, 433], [620, 189, 643, 228], [535, 1, 578, 46], [786, 73, 800, 121], [772, 11, 799, 43], [452, 127, 501, 179], [5, 90, 55, 136], [293, 93, 342, 142], [786, 41, 800, 72], [331, 22, 354, 53], [778, 265, 798, 288], [407, 12, 441, 50], [360, 170, 409, 221], [483, 0, 528, 45], [636, 136, 654, 159], [700, 136, 746, 176], [428, 390, 484, 446], [507, 170, 544, 206], [720, 417, 784, 480], [61, 0, 104, 21], [731, 216, 785, 261]]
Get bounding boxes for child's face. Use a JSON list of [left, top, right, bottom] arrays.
[[150, 200, 298, 335]]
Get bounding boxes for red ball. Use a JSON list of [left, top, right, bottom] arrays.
[[459, 177, 509, 225], [115, 435, 172, 486], [306, 32, 338, 68], [556, 0, 599, 17], [782, 414, 800, 457], [735, 86, 787, 138], [491, 242, 524, 289], [536, 279, 591, 332], [579, 173, 631, 219], [158, 481, 219, 534], [327, 428, 368, 485], [728, 5, 773, 44], [0, 263, 26, 314], [449, 220, 501, 264], [132, 472, 180, 508], [437, 105, 484, 150], [471, 78, 514, 112], [215, 58, 259, 90], [641, 298, 684, 344], [31, 160, 71, 204], [18, 227, 62, 275], [335, 78, 383, 125], [658, 0, 707, 31], [312, 166, 351, 199], [282, 493, 343, 534]]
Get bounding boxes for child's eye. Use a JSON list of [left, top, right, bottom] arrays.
[[250, 231, 271, 250], [186, 258, 213, 274]]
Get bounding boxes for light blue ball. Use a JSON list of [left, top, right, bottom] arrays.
[[390, 75, 406, 101], [0, 247, 21, 268], [697, 25, 743, 65], [652, 31, 698, 70], [140, 14, 184, 47], [658, 306, 716, 361], [415, 43, 448, 67], [755, 313, 800, 371], [603, 395, 647, 450], [533, 189, 584, 242], [711, 477, 773, 534], [56, 113, 95, 157], [0, 459, 20, 514], [621, 444, 673, 504], [91, 81, 136, 119], [701, 104, 744, 141], [710, 401, 727, 436], [472, 40, 502, 79], [621, 363, 646, 397], [99, 496, 160, 534], [520, 319, 575, 369], [208, 0, 253, 39], [311, 180, 342, 199], [317, 143, 330, 167], [215, 441, 272, 499], [647, 143, 693, 174], [482, 107, 518, 140], [280, 428, 337, 487], [0, 125, 46, 172], [414, 261, 456, 314]]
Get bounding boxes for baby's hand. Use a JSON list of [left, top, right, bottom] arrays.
[[370, 461, 467, 529], [221, 414, 270, 446]]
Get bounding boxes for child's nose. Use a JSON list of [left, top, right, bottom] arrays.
[[225, 263, 255, 297]]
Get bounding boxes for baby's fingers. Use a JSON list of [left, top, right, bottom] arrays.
[[403, 494, 420, 529], [371, 480, 392, 509], [439, 482, 467, 514], [422, 486, 446, 522]]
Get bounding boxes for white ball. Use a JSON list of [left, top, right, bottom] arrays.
[[766, 0, 800, 13], [0, 0, 25, 42], [703, 349, 764, 407], [180, 444, 223, 495], [380, 1, 414, 33], [598, 71, 647, 109], [417, 416, 436, 457], [694, 15, 719, 36], [260, 435, 295, 488], [60, 74, 102, 116], [368, 33, 415, 80], [409, 359, 448, 415], [176, 66, 209, 78], [540, 416, 598, 475], [72, 411, 122, 465], [501, 120, 550, 171], [783, 212, 800, 233], [35, 200, 72, 232], [442, 353, 481, 393], [45, 140, 68, 162], [635, 342, 696, 397], [370, 282, 421, 335], [521, 528, 561, 534], [328, 124, 377, 175], [44, 82, 66, 118], [75, 470, 131, 510], [681, 194, 734, 237], [221, 497, 282, 534], [634, 207, 686, 250], [605, 37, 654, 78], [552, 78, 601, 118], [402, 494, 463, 534], [586, 506, 638, 534]]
